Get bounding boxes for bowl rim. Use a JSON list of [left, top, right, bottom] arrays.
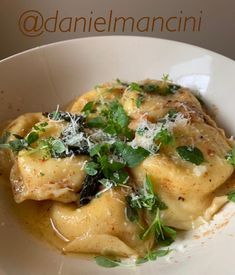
[[1, 35, 234, 65]]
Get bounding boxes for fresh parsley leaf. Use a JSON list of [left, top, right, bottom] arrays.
[[155, 129, 174, 145], [85, 161, 99, 176], [227, 190, 235, 202], [176, 146, 204, 165], [82, 101, 94, 115], [89, 146, 100, 157], [51, 139, 66, 154], [226, 147, 235, 166], [136, 248, 171, 264], [135, 258, 148, 264], [89, 144, 106, 157], [30, 137, 67, 159], [8, 138, 28, 153], [143, 84, 159, 93], [31, 138, 53, 159], [98, 154, 126, 180], [33, 122, 48, 132], [87, 143, 128, 188], [128, 82, 142, 92], [114, 141, 150, 167], [87, 101, 132, 139], [87, 116, 106, 128], [111, 169, 129, 184], [95, 249, 171, 267], [146, 249, 171, 260], [5, 134, 29, 153], [115, 104, 129, 128], [95, 256, 135, 268], [27, 131, 39, 145], [95, 256, 121, 268]]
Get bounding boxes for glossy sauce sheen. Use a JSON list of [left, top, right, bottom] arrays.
[[0, 80, 235, 258], [1, 172, 235, 256], [0, 176, 66, 251]]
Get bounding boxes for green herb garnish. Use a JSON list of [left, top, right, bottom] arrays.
[[126, 197, 139, 223], [143, 84, 159, 93], [95, 256, 121, 268], [0, 121, 49, 154], [136, 249, 171, 264], [227, 191, 235, 202], [129, 175, 167, 211], [162, 74, 170, 82], [176, 146, 205, 165], [27, 131, 39, 145], [33, 122, 48, 132], [26, 137, 66, 159], [87, 101, 132, 139], [81, 101, 94, 116], [136, 95, 144, 108], [95, 256, 135, 268], [155, 129, 174, 145], [0, 132, 29, 153], [8, 138, 28, 153], [84, 161, 99, 176], [141, 208, 176, 244], [128, 82, 142, 92], [226, 147, 235, 166], [51, 139, 66, 154], [87, 116, 106, 128], [114, 141, 150, 167]]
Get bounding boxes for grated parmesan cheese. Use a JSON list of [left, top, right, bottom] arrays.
[[129, 111, 188, 154], [193, 165, 207, 177]]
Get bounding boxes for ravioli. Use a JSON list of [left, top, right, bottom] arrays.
[[131, 116, 233, 229], [51, 188, 152, 256], [3, 115, 88, 203], [0, 113, 42, 176], [0, 79, 234, 263], [10, 153, 88, 203]]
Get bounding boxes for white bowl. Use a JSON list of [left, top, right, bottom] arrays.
[[0, 36, 235, 275]]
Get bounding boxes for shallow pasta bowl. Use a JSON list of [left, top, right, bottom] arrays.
[[0, 36, 235, 275]]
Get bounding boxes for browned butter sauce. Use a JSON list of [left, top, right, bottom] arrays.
[[0, 175, 67, 252], [1, 170, 235, 254]]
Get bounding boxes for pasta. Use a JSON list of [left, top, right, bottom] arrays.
[[0, 78, 234, 266]]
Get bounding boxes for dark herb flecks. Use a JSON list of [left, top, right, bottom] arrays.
[[80, 173, 104, 206]]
